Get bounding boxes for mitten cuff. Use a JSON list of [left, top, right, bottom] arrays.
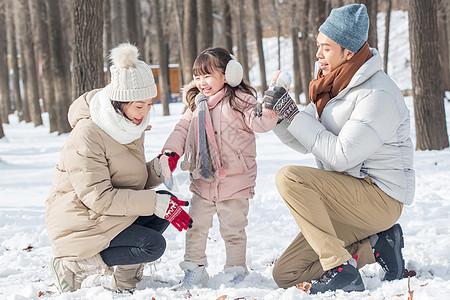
[[153, 157, 162, 178], [154, 194, 170, 218]]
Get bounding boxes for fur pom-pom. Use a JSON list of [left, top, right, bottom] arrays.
[[192, 169, 202, 179], [110, 43, 139, 68], [180, 160, 190, 171], [216, 168, 227, 179]]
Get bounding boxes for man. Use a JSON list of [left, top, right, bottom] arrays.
[[262, 4, 415, 294]]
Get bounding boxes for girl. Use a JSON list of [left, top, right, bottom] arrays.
[[159, 47, 278, 288], [45, 43, 192, 294]]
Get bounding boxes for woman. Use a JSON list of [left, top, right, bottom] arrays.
[[45, 43, 192, 293]]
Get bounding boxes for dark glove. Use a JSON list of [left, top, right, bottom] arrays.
[[155, 190, 193, 231], [263, 86, 299, 123], [253, 102, 263, 117]]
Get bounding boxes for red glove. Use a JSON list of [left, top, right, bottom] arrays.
[[156, 190, 192, 231], [158, 151, 180, 172]]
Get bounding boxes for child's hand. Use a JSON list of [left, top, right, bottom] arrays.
[[253, 103, 264, 117], [254, 70, 292, 118], [157, 151, 180, 190], [253, 103, 278, 118]]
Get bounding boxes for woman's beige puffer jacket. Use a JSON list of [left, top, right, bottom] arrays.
[[45, 89, 162, 261]]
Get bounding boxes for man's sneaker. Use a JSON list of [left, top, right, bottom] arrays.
[[224, 266, 247, 284], [372, 223, 405, 281], [309, 261, 365, 294], [177, 261, 209, 289]]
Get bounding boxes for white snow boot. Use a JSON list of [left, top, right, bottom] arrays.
[[224, 265, 248, 284], [50, 254, 112, 293], [177, 261, 209, 289]]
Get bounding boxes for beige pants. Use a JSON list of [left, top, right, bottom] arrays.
[[112, 263, 144, 290], [272, 166, 403, 288], [184, 193, 249, 268]]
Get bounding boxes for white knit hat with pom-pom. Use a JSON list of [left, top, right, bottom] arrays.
[[108, 43, 157, 102]]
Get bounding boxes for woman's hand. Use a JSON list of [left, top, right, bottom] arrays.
[[155, 190, 192, 231]]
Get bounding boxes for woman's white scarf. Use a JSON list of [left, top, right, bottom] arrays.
[[90, 86, 149, 144]]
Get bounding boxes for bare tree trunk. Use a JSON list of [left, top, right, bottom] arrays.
[[111, 0, 125, 46], [0, 0, 10, 123], [383, 0, 392, 74], [47, 0, 72, 134], [331, 0, 344, 8], [6, 0, 23, 121], [221, 0, 233, 53], [356, 0, 378, 49], [368, 0, 378, 49], [19, 54, 31, 123], [235, 0, 249, 81], [252, 0, 267, 92], [125, 0, 139, 46], [437, 0, 450, 90], [198, 0, 213, 51], [299, 0, 311, 104], [409, 0, 449, 150], [172, 0, 186, 84], [14, 1, 31, 124], [32, 0, 58, 133], [273, 0, 281, 70], [59, 0, 74, 60], [104, 0, 112, 84], [16, 0, 42, 127], [28, 0, 44, 114], [72, 0, 103, 100], [135, 0, 144, 53], [153, 0, 170, 115], [446, 0, 450, 90], [0, 116, 4, 138], [308, 0, 326, 72], [290, 0, 302, 104], [182, 0, 197, 85]]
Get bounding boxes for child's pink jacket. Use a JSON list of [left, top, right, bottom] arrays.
[[163, 87, 277, 201]]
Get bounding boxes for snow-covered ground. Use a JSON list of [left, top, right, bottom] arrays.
[[1, 9, 449, 300]]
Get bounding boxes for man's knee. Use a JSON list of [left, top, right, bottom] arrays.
[[275, 165, 296, 190], [272, 260, 297, 289], [275, 165, 310, 197]]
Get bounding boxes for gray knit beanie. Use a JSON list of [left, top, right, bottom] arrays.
[[318, 4, 369, 53]]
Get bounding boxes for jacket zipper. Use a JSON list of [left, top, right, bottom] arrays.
[[236, 149, 248, 172]]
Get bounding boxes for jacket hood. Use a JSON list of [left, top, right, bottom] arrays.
[[68, 89, 101, 128], [347, 48, 382, 89], [181, 80, 197, 105]]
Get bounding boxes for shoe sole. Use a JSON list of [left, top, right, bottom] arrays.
[[387, 224, 405, 281], [342, 277, 365, 293]]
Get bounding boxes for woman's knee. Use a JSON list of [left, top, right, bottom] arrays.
[[143, 234, 166, 261]]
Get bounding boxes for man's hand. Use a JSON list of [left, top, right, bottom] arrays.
[[263, 86, 299, 123]]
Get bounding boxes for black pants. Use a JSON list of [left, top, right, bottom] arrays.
[[100, 215, 170, 266]]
